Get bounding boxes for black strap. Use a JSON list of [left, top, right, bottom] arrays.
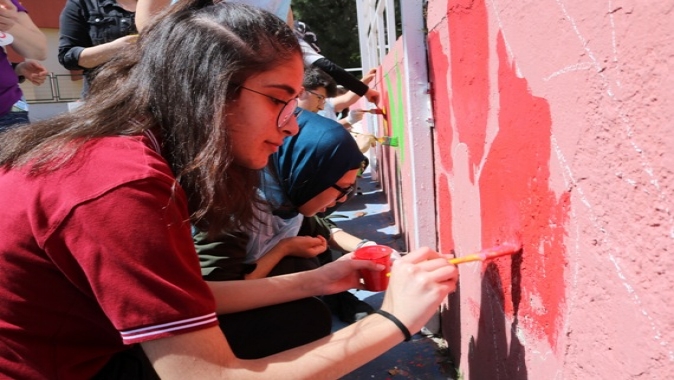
[[312, 57, 369, 96], [374, 309, 411, 342], [355, 239, 371, 249]]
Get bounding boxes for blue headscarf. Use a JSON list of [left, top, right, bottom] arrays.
[[264, 110, 366, 217]]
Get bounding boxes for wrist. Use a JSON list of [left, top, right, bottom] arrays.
[[373, 309, 412, 342]]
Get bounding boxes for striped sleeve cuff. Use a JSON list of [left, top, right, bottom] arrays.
[[120, 312, 219, 344]]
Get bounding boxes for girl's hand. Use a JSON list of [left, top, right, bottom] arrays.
[[15, 60, 48, 86], [310, 252, 381, 295], [380, 247, 458, 335], [365, 88, 380, 105], [281, 235, 328, 258]]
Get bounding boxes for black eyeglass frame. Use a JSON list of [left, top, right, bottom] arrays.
[[305, 89, 327, 103], [239, 85, 300, 128], [331, 183, 356, 201]]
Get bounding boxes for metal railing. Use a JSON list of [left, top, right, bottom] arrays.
[[20, 73, 84, 103]]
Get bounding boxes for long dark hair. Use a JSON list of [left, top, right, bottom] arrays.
[[0, 1, 301, 236]]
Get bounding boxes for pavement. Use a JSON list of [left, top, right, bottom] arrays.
[[327, 172, 457, 380]]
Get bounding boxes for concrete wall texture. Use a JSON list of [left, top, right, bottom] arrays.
[[370, 0, 673, 378]]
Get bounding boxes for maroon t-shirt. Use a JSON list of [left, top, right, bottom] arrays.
[[0, 134, 218, 379]]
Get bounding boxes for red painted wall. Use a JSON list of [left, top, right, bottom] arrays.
[[374, 0, 674, 377]]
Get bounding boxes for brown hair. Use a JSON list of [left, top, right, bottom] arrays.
[[0, 1, 302, 236]]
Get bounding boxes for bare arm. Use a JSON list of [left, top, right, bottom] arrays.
[[0, 1, 47, 60], [143, 313, 404, 379], [144, 247, 459, 379], [208, 254, 376, 314], [329, 228, 370, 252], [135, 0, 171, 31], [331, 69, 378, 112], [330, 91, 362, 113], [76, 35, 138, 69]]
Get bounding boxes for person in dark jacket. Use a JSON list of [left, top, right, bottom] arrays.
[[58, 0, 138, 98]]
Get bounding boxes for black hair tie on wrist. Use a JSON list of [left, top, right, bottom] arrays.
[[355, 239, 371, 249], [374, 309, 411, 342]]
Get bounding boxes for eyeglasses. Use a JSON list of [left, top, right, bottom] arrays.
[[331, 183, 356, 201], [305, 89, 327, 103], [239, 86, 300, 128]]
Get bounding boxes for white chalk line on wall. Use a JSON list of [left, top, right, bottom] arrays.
[[437, 0, 673, 367], [483, 0, 673, 364], [552, 0, 672, 239], [547, 0, 672, 361], [542, 62, 594, 82], [486, 0, 523, 78]]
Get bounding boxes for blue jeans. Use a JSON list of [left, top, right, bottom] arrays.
[[0, 111, 29, 134]]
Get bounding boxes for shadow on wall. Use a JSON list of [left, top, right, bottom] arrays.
[[468, 253, 528, 380]]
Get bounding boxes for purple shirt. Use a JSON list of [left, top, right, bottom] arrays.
[[0, 0, 28, 115]]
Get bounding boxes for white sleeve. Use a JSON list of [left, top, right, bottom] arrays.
[[299, 38, 324, 65]]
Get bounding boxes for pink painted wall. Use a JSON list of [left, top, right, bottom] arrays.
[[374, 0, 673, 377]]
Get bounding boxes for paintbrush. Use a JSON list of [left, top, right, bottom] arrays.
[[351, 131, 399, 147], [374, 136, 398, 147], [353, 108, 385, 115], [449, 243, 521, 265], [386, 242, 521, 277]]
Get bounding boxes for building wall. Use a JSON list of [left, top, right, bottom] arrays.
[[427, 0, 673, 378], [21, 0, 65, 28], [372, 0, 673, 378]]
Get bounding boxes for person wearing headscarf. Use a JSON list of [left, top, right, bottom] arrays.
[[195, 110, 378, 358]]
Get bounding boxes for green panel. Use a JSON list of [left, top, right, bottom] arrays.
[[383, 58, 406, 162]]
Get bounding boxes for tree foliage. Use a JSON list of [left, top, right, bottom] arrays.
[[292, 0, 362, 75]]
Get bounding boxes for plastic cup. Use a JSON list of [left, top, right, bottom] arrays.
[[352, 245, 393, 291]]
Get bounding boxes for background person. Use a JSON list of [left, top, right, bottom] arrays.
[[135, 0, 381, 105], [319, 68, 378, 130], [297, 65, 336, 113], [58, 0, 138, 98], [0, 0, 47, 131], [195, 110, 370, 357], [13, 59, 48, 86]]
